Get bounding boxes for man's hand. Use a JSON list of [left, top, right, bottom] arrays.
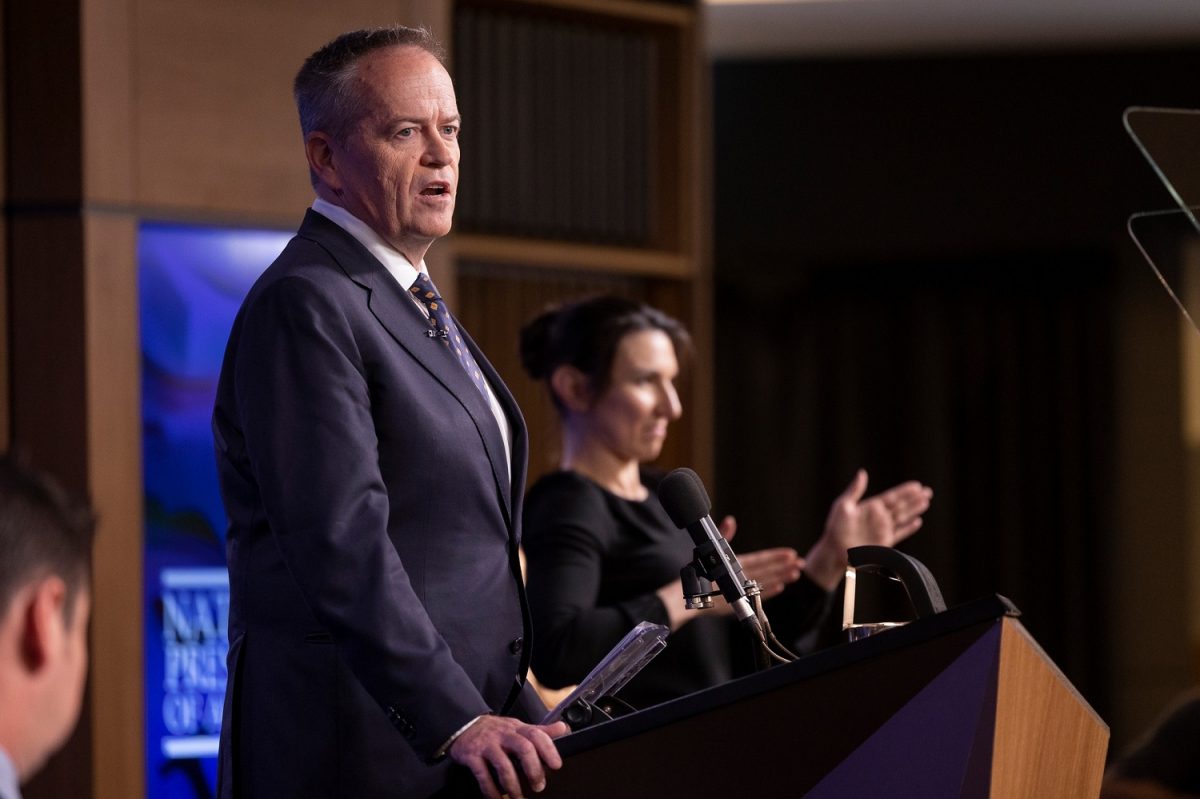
[[805, 470, 933, 590], [449, 715, 570, 798]]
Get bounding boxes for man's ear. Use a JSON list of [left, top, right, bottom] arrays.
[[304, 131, 340, 193], [550, 365, 592, 413], [19, 576, 67, 673]]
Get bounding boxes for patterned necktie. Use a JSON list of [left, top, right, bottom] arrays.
[[409, 273, 490, 402]]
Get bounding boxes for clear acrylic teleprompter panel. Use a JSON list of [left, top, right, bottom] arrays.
[[1125, 108, 1200, 335], [1129, 207, 1200, 335], [1124, 107, 1200, 234]]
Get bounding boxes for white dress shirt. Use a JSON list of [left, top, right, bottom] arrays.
[[0, 746, 21, 799]]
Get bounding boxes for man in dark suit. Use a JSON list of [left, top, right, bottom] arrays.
[[212, 26, 567, 799]]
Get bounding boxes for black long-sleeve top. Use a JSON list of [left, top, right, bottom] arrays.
[[523, 469, 834, 710]]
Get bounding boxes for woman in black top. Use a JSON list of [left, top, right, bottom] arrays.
[[519, 296, 932, 709]]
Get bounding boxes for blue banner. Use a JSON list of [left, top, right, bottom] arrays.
[[140, 222, 290, 798]]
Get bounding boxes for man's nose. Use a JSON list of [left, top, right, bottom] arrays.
[[422, 132, 454, 166]]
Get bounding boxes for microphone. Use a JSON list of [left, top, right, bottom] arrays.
[[657, 468, 761, 632]]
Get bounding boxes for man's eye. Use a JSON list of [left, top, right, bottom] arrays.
[[396, 128, 415, 138], [442, 125, 459, 136]]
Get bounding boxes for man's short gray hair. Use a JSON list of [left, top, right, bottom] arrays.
[[294, 26, 446, 145]]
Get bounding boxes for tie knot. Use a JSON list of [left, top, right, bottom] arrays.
[[410, 273, 442, 306]]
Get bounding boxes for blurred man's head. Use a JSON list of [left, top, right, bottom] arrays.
[[0, 455, 95, 782]]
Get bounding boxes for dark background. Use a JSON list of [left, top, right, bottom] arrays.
[[711, 47, 1200, 751]]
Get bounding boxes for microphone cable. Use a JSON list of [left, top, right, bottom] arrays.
[[750, 591, 799, 664]]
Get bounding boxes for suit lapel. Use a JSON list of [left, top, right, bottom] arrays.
[[296, 211, 518, 527], [456, 322, 528, 521]]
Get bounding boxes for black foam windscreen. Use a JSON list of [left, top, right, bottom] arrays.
[[657, 467, 711, 529]]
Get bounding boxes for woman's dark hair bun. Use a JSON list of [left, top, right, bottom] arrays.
[[518, 307, 560, 380]]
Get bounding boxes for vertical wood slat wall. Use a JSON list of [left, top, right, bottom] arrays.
[[1, 0, 707, 797], [451, 0, 711, 487]]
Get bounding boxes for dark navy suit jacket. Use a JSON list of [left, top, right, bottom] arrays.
[[212, 210, 543, 797]]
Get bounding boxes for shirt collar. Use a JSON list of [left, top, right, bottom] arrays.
[[0, 745, 21, 799], [311, 197, 424, 290]]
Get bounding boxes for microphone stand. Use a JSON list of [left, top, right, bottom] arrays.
[[680, 551, 797, 671], [660, 467, 798, 672]]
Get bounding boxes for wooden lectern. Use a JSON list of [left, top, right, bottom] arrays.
[[537, 596, 1108, 798]]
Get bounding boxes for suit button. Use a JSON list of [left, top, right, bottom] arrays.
[[508, 637, 523, 655], [386, 706, 416, 738]]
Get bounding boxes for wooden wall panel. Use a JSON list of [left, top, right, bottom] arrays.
[[79, 5, 142, 796], [0, 0, 5, 205], [9, 214, 93, 799], [82, 0, 135, 206], [0, 200, 6, 450], [3, 0, 83, 205], [6, 5, 91, 797], [7, 214, 88, 482], [84, 211, 144, 799], [0, 212, 7, 453], [0, 0, 5, 448]]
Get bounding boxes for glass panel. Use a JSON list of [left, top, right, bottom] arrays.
[[1124, 107, 1200, 234], [1128, 207, 1200, 336], [1125, 107, 1200, 336]]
